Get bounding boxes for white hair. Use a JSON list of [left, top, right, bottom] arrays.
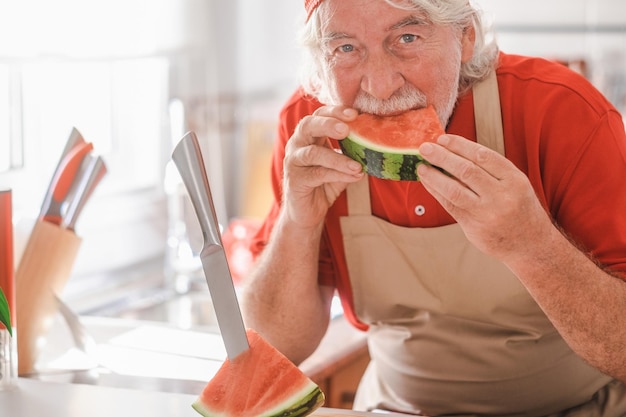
[[297, 0, 499, 104]]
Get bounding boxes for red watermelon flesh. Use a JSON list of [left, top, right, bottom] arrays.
[[340, 105, 445, 181], [192, 329, 325, 417]]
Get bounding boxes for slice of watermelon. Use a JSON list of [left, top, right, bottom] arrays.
[[340, 105, 445, 181], [192, 328, 325, 417]]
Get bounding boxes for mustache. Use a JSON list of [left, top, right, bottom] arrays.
[[352, 85, 428, 116]]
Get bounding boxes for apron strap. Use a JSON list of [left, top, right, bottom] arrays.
[[346, 175, 372, 215], [346, 69, 505, 215], [473, 69, 505, 156]]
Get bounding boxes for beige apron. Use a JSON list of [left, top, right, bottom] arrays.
[[339, 72, 626, 416]]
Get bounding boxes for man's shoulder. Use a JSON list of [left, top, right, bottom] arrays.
[[280, 88, 324, 122], [497, 52, 587, 85], [496, 52, 613, 113]]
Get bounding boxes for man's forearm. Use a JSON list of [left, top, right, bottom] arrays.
[[505, 225, 626, 382], [241, 212, 333, 364]]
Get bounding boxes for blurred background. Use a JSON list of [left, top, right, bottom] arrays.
[[0, 0, 625, 315]]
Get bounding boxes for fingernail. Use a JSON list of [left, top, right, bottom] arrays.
[[336, 123, 349, 136], [349, 161, 362, 171], [343, 108, 358, 117], [420, 142, 434, 155], [417, 163, 428, 177]]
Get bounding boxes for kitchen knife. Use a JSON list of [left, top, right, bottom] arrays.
[[39, 127, 87, 219], [171, 131, 249, 360], [62, 155, 107, 231], [41, 141, 94, 225]]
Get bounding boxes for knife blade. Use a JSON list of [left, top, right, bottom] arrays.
[[62, 155, 107, 231], [40, 141, 94, 225], [171, 131, 249, 360], [39, 127, 86, 219]]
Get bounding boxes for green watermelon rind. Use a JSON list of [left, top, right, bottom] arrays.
[[340, 135, 435, 181], [191, 380, 324, 417], [268, 386, 325, 417]]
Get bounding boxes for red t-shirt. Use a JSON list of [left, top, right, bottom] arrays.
[[250, 53, 626, 329]]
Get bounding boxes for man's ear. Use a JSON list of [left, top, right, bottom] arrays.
[[461, 25, 476, 63]]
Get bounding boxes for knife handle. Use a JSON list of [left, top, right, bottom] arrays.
[[171, 132, 223, 250], [39, 128, 86, 219]]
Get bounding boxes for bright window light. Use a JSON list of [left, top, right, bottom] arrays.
[[0, 0, 185, 59]]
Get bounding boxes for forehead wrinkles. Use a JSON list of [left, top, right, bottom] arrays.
[[320, 13, 431, 45]]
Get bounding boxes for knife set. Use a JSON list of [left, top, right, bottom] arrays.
[[15, 128, 107, 375]]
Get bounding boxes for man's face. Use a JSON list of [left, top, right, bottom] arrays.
[[318, 0, 475, 125]]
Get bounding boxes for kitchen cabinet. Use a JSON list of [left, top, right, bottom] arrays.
[[317, 350, 370, 410]]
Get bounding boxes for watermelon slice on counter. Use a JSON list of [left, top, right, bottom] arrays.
[[192, 328, 325, 417], [340, 105, 445, 181]]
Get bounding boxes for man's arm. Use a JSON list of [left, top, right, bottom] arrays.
[[242, 214, 335, 365], [418, 134, 626, 382], [503, 223, 626, 383], [241, 105, 362, 364]]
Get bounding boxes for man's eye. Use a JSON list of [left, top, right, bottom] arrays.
[[400, 34, 418, 44], [339, 44, 354, 53]]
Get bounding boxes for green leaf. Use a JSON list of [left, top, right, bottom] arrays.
[[0, 288, 12, 337]]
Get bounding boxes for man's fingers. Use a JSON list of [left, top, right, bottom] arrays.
[[290, 141, 363, 180], [418, 162, 479, 213], [424, 135, 512, 180], [293, 106, 358, 146], [286, 106, 362, 180], [418, 135, 518, 199]]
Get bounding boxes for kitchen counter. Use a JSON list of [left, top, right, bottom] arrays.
[[0, 378, 408, 417], [31, 260, 371, 410], [31, 309, 370, 408]]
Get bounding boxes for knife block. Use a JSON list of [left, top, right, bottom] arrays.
[[15, 220, 81, 375]]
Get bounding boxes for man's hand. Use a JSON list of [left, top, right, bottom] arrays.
[[283, 105, 364, 229], [418, 134, 626, 382], [417, 134, 553, 261]]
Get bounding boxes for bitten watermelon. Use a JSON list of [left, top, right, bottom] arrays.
[[340, 105, 445, 181], [192, 328, 325, 417]]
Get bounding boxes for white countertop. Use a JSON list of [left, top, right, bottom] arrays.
[[32, 313, 367, 395], [1, 378, 200, 417], [0, 378, 404, 417]]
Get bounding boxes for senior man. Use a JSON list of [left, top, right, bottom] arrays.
[[241, 0, 626, 415]]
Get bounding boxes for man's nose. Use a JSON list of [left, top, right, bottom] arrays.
[[359, 52, 405, 100]]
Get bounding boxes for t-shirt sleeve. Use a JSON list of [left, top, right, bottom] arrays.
[[499, 57, 626, 281], [552, 109, 626, 279]]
